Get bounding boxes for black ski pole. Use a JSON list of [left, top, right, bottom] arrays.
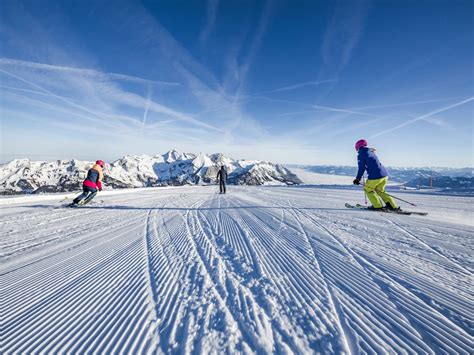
[[360, 183, 417, 207]]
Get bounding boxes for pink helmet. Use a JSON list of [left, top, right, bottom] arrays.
[[96, 160, 105, 167], [355, 139, 368, 151]]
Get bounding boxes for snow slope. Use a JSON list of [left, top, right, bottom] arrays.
[[1, 186, 472, 354], [289, 167, 353, 185]]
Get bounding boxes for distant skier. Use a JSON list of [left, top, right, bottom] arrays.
[[71, 160, 105, 206], [216, 165, 227, 194], [353, 140, 399, 210]]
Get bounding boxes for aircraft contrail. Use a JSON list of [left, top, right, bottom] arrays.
[[370, 97, 474, 138]]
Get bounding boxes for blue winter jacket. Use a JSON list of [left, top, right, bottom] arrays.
[[356, 147, 388, 180]]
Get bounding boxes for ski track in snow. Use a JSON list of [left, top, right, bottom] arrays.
[[1, 186, 472, 354]]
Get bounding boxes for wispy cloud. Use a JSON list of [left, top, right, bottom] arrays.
[[0, 60, 223, 132], [111, 4, 243, 136], [199, 0, 219, 49], [3, 0, 468, 167], [1, 0, 265, 155], [2, 91, 121, 130], [370, 97, 474, 138], [233, 0, 275, 100], [315, 0, 370, 103], [0, 58, 179, 87], [48, 1, 275, 147], [118, 1, 274, 143], [320, 0, 370, 79], [0, 67, 130, 125], [420, 116, 448, 127], [126, 6, 220, 89], [174, 63, 268, 141]]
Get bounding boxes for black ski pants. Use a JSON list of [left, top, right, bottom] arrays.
[[73, 185, 97, 204], [219, 180, 226, 194]]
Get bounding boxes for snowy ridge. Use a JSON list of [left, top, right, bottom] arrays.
[[1, 186, 472, 353], [0, 150, 301, 194]]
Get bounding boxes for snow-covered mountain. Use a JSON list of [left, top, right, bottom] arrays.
[[0, 150, 301, 194], [406, 176, 473, 192]]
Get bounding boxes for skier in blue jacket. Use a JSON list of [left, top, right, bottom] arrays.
[[353, 139, 399, 210]]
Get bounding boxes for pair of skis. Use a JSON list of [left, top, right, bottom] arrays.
[[59, 194, 103, 208], [68, 199, 104, 208], [345, 203, 428, 216]]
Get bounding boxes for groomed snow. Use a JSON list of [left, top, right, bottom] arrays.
[[1, 186, 472, 354]]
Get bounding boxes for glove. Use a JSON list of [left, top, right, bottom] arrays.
[[353, 179, 360, 185]]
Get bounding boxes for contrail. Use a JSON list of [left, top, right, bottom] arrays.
[[0, 68, 223, 132], [370, 97, 474, 138], [142, 86, 152, 129], [0, 57, 179, 86], [0, 85, 49, 96], [0, 68, 116, 121], [313, 104, 379, 118], [352, 96, 471, 110], [271, 79, 337, 93]]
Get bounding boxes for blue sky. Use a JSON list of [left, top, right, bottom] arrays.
[[1, 0, 472, 167]]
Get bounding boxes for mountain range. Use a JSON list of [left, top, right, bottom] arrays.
[[289, 165, 472, 182], [290, 165, 473, 194], [0, 150, 301, 195]]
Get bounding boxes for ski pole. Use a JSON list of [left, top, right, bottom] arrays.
[[360, 183, 417, 207]]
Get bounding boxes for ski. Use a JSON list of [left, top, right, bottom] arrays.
[[345, 203, 427, 216], [65, 200, 104, 208]]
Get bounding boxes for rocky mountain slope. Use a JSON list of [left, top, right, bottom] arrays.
[[0, 150, 301, 194]]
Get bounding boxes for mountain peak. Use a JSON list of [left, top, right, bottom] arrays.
[[162, 149, 192, 163]]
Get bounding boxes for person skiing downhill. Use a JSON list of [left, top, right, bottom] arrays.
[[353, 140, 399, 210], [216, 165, 227, 194], [71, 160, 105, 206]]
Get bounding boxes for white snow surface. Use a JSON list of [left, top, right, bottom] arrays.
[[1, 186, 472, 354], [290, 168, 401, 187], [290, 168, 353, 185]]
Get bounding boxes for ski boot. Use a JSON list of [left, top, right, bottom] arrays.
[[385, 203, 401, 212]]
